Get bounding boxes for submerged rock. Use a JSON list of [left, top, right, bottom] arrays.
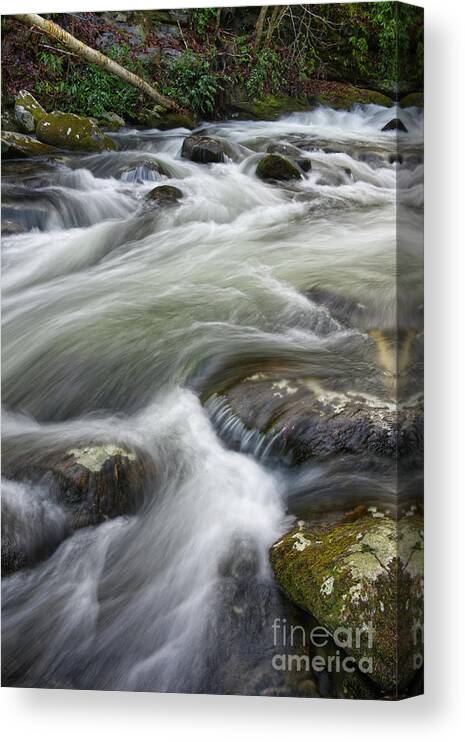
[[1, 131, 60, 158], [14, 90, 47, 134], [146, 185, 183, 205], [181, 135, 236, 164], [270, 514, 423, 691], [256, 154, 303, 181], [36, 112, 115, 152], [381, 118, 408, 133]]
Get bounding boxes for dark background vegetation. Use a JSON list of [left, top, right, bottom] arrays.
[[1, 3, 423, 120]]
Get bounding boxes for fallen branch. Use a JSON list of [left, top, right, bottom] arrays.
[[16, 13, 176, 110]]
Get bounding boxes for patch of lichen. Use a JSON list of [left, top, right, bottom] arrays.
[[270, 516, 423, 691]]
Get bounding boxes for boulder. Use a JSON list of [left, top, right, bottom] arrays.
[[181, 135, 236, 164], [14, 90, 47, 134], [2, 108, 21, 133], [256, 154, 303, 182], [266, 142, 311, 173], [1, 220, 27, 236], [3, 443, 156, 531], [229, 94, 309, 121], [119, 159, 167, 182], [1, 130, 60, 159], [381, 118, 408, 133], [138, 107, 196, 130], [205, 375, 423, 463], [146, 185, 183, 205], [399, 92, 423, 108], [36, 112, 115, 152], [270, 513, 424, 691], [98, 111, 126, 131]]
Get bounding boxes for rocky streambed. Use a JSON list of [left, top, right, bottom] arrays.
[[1, 97, 423, 698]]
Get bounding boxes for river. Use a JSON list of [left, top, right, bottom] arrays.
[[1, 104, 424, 697]]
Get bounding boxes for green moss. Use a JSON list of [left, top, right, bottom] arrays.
[[270, 515, 423, 692], [232, 95, 309, 121], [1, 130, 60, 158], [15, 90, 46, 129], [256, 154, 302, 181], [399, 92, 424, 108], [36, 112, 115, 152], [311, 86, 392, 109], [141, 109, 197, 130]]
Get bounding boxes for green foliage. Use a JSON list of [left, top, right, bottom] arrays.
[[36, 43, 142, 118], [162, 50, 223, 114], [190, 8, 218, 36], [245, 50, 282, 100]]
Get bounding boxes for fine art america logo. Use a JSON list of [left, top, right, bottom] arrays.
[[271, 618, 374, 674]]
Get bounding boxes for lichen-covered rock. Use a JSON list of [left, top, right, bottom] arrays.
[[256, 154, 303, 181], [399, 92, 423, 108], [137, 107, 196, 130], [14, 90, 47, 134], [381, 118, 408, 133], [206, 375, 423, 463], [36, 112, 115, 152], [181, 135, 236, 164], [1, 130, 60, 159], [98, 111, 126, 131], [270, 514, 424, 691], [3, 443, 156, 531], [146, 185, 183, 205], [2, 108, 21, 133]]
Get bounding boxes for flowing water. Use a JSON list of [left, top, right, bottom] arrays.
[[1, 105, 423, 696]]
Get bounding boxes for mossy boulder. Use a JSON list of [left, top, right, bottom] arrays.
[[181, 134, 236, 164], [14, 90, 47, 133], [1, 130, 60, 159], [270, 514, 424, 691], [2, 108, 21, 133], [256, 154, 303, 181], [266, 142, 311, 173], [139, 107, 196, 130], [230, 94, 309, 121], [36, 112, 115, 152], [306, 82, 392, 110], [98, 111, 126, 131], [399, 92, 423, 108]]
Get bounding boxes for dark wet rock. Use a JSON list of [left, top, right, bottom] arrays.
[[14, 90, 47, 134], [1, 479, 69, 576], [1, 131, 60, 159], [256, 154, 303, 182], [381, 118, 408, 133], [1, 220, 27, 236], [270, 513, 423, 691], [146, 185, 183, 205], [181, 135, 236, 164], [206, 374, 423, 463], [399, 92, 423, 108], [36, 112, 115, 152], [98, 111, 125, 131], [3, 443, 156, 532]]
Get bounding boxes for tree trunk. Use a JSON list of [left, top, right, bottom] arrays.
[[16, 13, 176, 110], [265, 5, 286, 47], [254, 6, 269, 49]]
